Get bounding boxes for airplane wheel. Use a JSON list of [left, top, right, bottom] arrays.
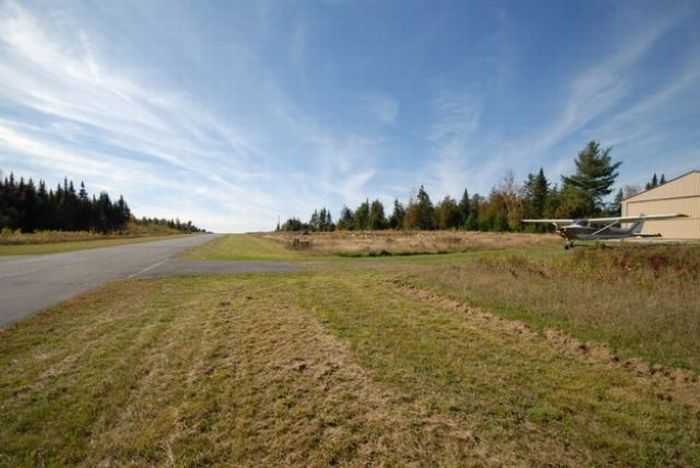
[[564, 244, 569, 250]]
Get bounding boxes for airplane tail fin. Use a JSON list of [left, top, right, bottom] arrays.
[[630, 218, 644, 235], [628, 215, 661, 237]]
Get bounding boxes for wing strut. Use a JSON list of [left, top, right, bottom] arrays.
[[591, 220, 620, 236]]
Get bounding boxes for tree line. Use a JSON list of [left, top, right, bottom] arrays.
[[644, 173, 667, 190], [133, 217, 205, 234], [0, 171, 205, 234], [279, 140, 663, 233]]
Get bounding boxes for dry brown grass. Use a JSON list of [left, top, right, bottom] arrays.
[[0, 222, 192, 256], [264, 230, 559, 256], [393, 279, 699, 406], [0, 234, 191, 256], [0, 221, 183, 246], [394, 244, 700, 373]]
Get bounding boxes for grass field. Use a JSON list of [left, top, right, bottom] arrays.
[[392, 246, 700, 373], [0, 234, 190, 256], [263, 230, 560, 256], [1, 232, 698, 465], [180, 233, 302, 261]]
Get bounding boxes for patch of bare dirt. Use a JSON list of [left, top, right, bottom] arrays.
[[391, 279, 700, 408]]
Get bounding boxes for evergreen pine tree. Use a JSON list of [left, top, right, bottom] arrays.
[[388, 199, 405, 229], [321, 208, 334, 231], [522, 168, 549, 231], [465, 194, 480, 230], [36, 180, 50, 230], [281, 217, 304, 231], [116, 195, 130, 229], [336, 206, 354, 230], [353, 200, 370, 230], [561, 141, 621, 215], [368, 200, 387, 230], [436, 196, 460, 230], [613, 188, 624, 216], [530, 168, 549, 218], [309, 209, 320, 231], [415, 186, 436, 230], [457, 188, 470, 228]]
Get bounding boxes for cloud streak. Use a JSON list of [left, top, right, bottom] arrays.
[[363, 92, 399, 124], [0, 1, 394, 231], [0, 1, 348, 231], [422, 2, 698, 197]]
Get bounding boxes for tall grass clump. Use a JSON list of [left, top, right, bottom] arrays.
[[415, 244, 700, 371], [562, 245, 700, 286], [481, 244, 700, 288]]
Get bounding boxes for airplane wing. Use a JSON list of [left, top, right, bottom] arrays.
[[523, 213, 686, 224], [584, 213, 687, 224], [522, 219, 574, 224]]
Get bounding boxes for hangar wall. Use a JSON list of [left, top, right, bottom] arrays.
[[622, 170, 700, 239]]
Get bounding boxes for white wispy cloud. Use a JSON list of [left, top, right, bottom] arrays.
[[0, 1, 298, 231], [363, 92, 399, 124], [289, 18, 308, 78], [533, 17, 679, 155], [0, 1, 392, 230], [0, 122, 112, 177], [268, 90, 384, 212], [424, 89, 481, 198], [598, 58, 700, 146], [511, 7, 688, 170], [422, 3, 696, 198]]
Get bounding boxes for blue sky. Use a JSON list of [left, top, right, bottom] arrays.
[[0, 0, 698, 232]]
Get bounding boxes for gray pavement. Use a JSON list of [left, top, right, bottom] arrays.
[[0, 235, 297, 327]]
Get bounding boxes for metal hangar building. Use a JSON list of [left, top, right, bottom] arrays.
[[622, 170, 700, 239]]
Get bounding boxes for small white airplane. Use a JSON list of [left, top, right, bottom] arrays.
[[523, 213, 687, 249]]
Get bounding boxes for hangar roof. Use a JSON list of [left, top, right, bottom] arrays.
[[622, 170, 700, 202]]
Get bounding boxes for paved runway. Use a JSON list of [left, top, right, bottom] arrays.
[[0, 235, 296, 327]]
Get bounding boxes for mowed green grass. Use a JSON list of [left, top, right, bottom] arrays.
[[180, 233, 303, 261], [186, 234, 700, 371], [0, 234, 188, 256], [1, 274, 697, 465]]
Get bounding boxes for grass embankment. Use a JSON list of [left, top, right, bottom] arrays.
[[1, 274, 697, 465], [0, 221, 195, 255], [0, 234, 190, 256]]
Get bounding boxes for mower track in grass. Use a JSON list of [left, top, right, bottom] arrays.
[[1, 273, 698, 466]]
